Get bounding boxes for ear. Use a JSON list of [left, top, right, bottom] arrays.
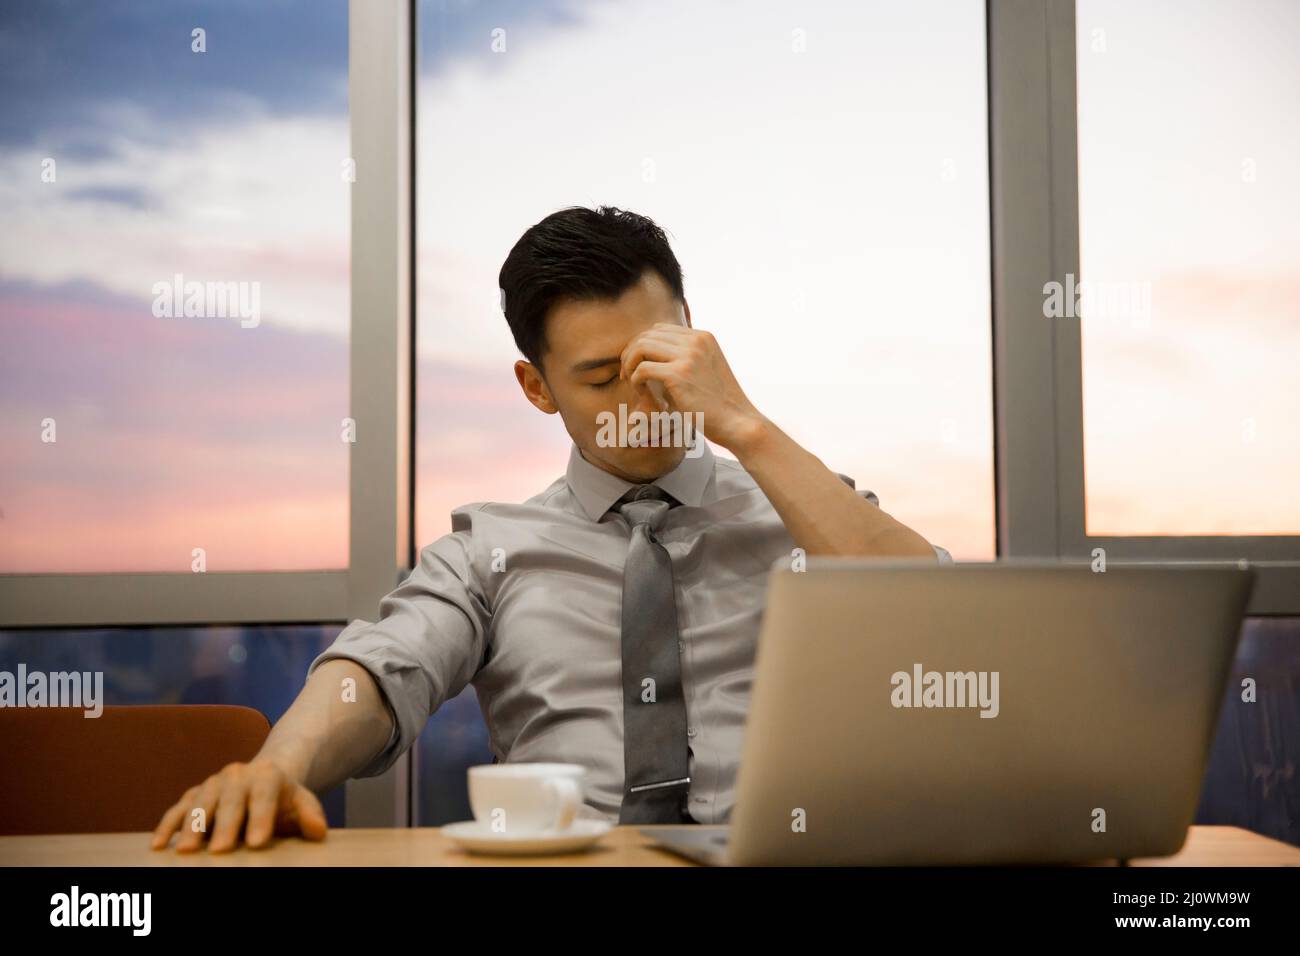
[[515, 359, 558, 415]]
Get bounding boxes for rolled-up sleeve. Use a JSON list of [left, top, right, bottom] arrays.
[[306, 523, 490, 779]]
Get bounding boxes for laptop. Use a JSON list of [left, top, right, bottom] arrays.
[[644, 559, 1255, 865]]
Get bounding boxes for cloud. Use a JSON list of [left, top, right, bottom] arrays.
[[0, 111, 351, 338], [64, 184, 158, 211]]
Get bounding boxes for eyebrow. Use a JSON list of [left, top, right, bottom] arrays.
[[570, 357, 621, 373]]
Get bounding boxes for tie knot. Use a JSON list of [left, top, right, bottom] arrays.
[[613, 484, 678, 531], [621, 483, 675, 505]]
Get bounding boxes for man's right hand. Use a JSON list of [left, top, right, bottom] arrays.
[[150, 758, 328, 853]]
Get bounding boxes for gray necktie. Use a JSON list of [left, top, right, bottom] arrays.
[[613, 484, 693, 824]]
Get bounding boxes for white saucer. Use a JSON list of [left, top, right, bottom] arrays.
[[441, 819, 613, 856]]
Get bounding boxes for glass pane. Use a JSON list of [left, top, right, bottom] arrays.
[[0, 624, 347, 828], [415, 686, 493, 826], [415, 0, 994, 557], [0, 0, 351, 572], [1195, 617, 1300, 848], [1076, 0, 1300, 535]]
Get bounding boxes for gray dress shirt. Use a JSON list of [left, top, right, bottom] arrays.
[[306, 441, 953, 824]]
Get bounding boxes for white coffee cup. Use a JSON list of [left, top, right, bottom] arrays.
[[468, 763, 586, 834]]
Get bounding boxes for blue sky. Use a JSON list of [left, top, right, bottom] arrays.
[[0, 0, 347, 150]]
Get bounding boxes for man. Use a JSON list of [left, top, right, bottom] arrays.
[[151, 205, 951, 852]]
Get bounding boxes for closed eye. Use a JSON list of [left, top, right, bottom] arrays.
[[591, 375, 619, 389]]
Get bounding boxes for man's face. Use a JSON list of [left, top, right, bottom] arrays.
[[514, 268, 690, 483]]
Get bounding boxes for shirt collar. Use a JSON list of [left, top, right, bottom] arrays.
[[565, 439, 716, 522]]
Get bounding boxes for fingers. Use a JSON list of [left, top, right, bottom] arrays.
[[175, 774, 224, 853], [621, 326, 716, 381], [620, 331, 686, 382], [150, 788, 196, 850], [150, 761, 326, 853], [245, 768, 284, 849], [650, 322, 709, 345], [628, 360, 676, 393], [292, 787, 329, 842], [207, 770, 253, 853]]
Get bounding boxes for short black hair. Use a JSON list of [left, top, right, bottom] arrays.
[[498, 205, 686, 372]]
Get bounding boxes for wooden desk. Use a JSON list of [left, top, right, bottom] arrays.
[[0, 824, 1295, 867]]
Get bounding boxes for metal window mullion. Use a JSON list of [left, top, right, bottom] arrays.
[[344, 0, 415, 829], [989, 0, 1067, 560], [0, 572, 349, 628]]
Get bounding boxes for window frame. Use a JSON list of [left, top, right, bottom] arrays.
[[0, 0, 413, 631], [988, 0, 1299, 614]]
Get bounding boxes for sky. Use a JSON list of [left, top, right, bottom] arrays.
[[0, 0, 352, 571], [2, 0, 1288, 574], [1075, 0, 1300, 535]]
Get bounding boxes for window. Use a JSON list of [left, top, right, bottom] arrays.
[[1195, 616, 1300, 847], [0, 0, 351, 573], [415, 686, 492, 826], [0, 623, 348, 826], [415, 0, 995, 558], [1076, 0, 1300, 535]]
